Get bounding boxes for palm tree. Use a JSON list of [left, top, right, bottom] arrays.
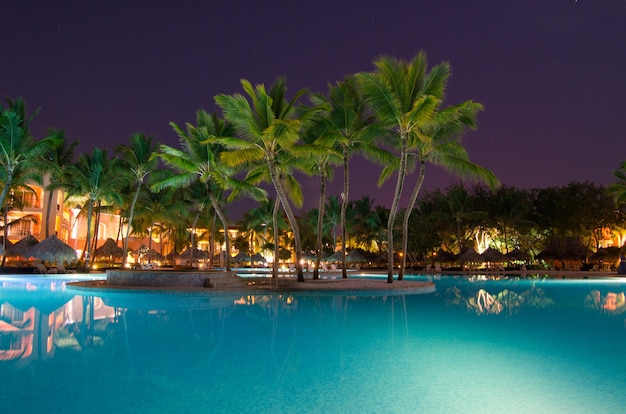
[[352, 195, 377, 250], [300, 117, 342, 278], [54, 148, 128, 267], [310, 76, 390, 278], [0, 169, 43, 266], [41, 130, 78, 238], [356, 53, 443, 282], [609, 161, 626, 206], [395, 101, 500, 278], [0, 97, 61, 224], [153, 110, 264, 272], [215, 78, 311, 282], [116, 133, 158, 267], [324, 195, 342, 249]]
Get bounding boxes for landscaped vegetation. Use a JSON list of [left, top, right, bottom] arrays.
[[1, 53, 625, 280]]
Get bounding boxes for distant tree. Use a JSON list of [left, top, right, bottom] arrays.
[[154, 111, 264, 271], [54, 148, 128, 266], [609, 160, 626, 206], [41, 130, 78, 238], [116, 133, 158, 267], [0, 97, 61, 235]]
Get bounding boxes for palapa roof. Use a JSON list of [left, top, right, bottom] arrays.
[[5, 235, 40, 258], [94, 238, 124, 258], [176, 247, 209, 260], [458, 248, 482, 262], [250, 252, 267, 263], [24, 235, 77, 264], [505, 248, 531, 262], [232, 252, 251, 262], [346, 250, 368, 263], [480, 247, 507, 263]]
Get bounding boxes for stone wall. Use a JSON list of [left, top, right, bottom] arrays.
[[106, 269, 239, 288]]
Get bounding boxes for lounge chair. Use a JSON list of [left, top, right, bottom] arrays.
[[34, 262, 56, 274], [57, 263, 75, 273]]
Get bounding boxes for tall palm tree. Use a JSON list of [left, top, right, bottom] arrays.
[[116, 133, 158, 267], [0, 97, 61, 223], [356, 53, 453, 282], [310, 76, 390, 277], [215, 78, 311, 282], [395, 101, 500, 278], [300, 117, 342, 278], [54, 148, 128, 266]]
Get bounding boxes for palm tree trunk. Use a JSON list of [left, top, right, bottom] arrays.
[[189, 213, 199, 266], [340, 148, 349, 278], [44, 188, 54, 238], [2, 205, 9, 267], [272, 197, 280, 278], [386, 131, 409, 283], [399, 161, 426, 280], [268, 159, 304, 282], [209, 193, 231, 272], [122, 182, 142, 267], [89, 201, 102, 269], [0, 172, 13, 267], [209, 213, 216, 269], [0, 168, 13, 223], [314, 168, 327, 280], [84, 199, 95, 266]]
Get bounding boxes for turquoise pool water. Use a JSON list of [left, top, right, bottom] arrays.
[[1, 273, 626, 413]]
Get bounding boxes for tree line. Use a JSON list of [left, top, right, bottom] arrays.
[[2, 52, 625, 280]]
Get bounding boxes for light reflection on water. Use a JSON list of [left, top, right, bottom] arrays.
[[1, 274, 626, 413]]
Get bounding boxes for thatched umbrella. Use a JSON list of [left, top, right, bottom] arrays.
[[232, 251, 251, 263], [325, 251, 344, 263], [458, 248, 482, 262], [250, 252, 266, 264], [94, 238, 124, 259], [346, 250, 367, 263], [432, 249, 457, 263], [176, 247, 209, 260], [481, 247, 507, 263], [6, 235, 39, 258], [24, 235, 77, 264], [94, 238, 124, 266], [505, 248, 531, 262], [143, 248, 164, 262], [133, 244, 165, 261]]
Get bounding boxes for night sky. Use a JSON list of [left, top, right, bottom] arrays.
[[3, 0, 625, 217]]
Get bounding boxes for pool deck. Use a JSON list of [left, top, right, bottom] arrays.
[[65, 268, 623, 297], [67, 269, 438, 295]]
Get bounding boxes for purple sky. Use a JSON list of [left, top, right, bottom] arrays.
[[3, 0, 625, 218]]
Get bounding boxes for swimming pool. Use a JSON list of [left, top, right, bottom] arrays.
[[1, 273, 625, 413]]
